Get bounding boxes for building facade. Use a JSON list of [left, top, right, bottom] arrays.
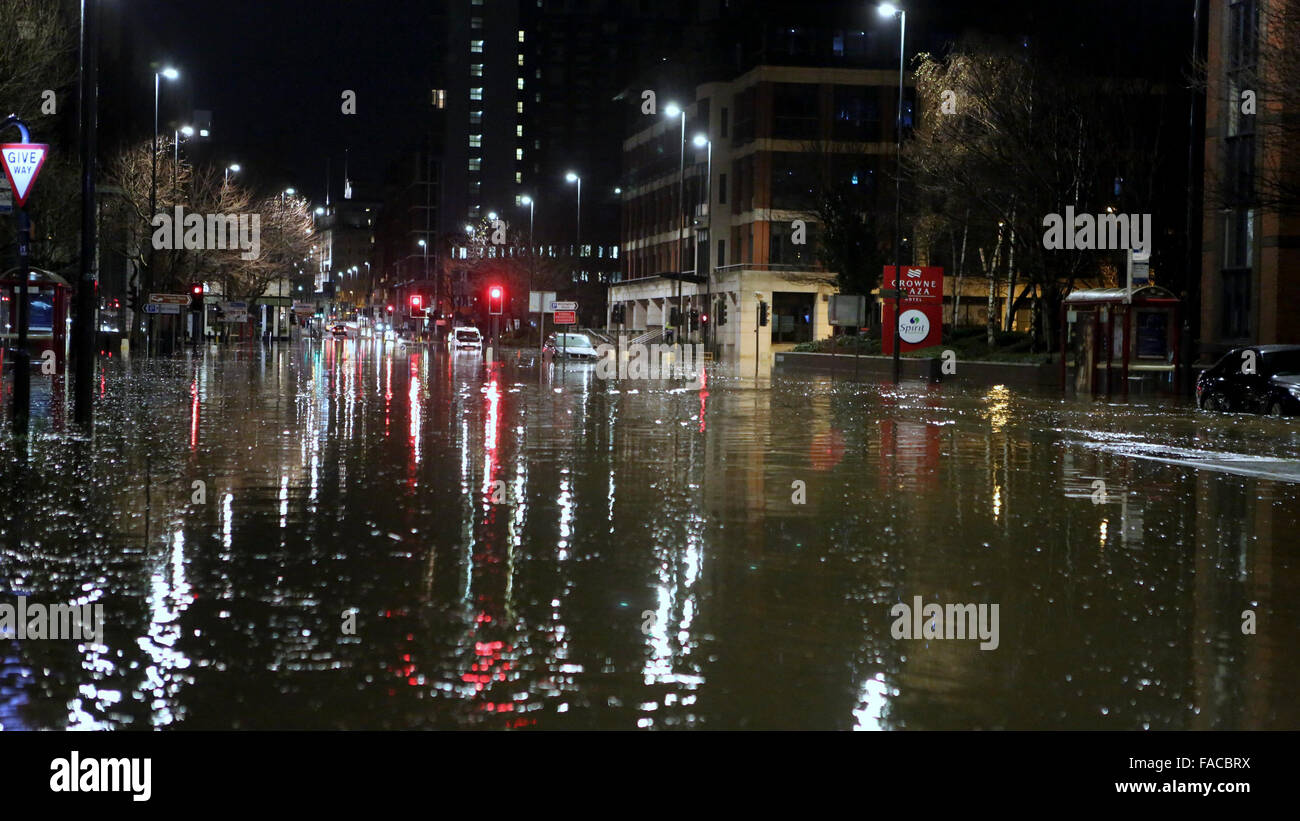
[[611, 64, 905, 367], [1200, 0, 1300, 355]]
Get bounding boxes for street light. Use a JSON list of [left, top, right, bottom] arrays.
[[878, 2, 906, 384], [173, 124, 193, 199], [150, 65, 179, 256], [224, 163, 240, 184], [694, 132, 712, 349], [520, 195, 535, 312], [665, 103, 686, 337], [565, 172, 581, 273]]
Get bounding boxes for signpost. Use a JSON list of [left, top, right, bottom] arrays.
[[551, 303, 578, 360], [0, 132, 49, 435], [530, 290, 557, 356], [881, 266, 944, 357]]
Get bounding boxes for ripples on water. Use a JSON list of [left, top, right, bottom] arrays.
[[0, 341, 1296, 729]]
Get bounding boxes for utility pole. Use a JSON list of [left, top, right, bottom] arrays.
[[74, 0, 99, 426]]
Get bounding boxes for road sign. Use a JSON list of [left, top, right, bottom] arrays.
[[550, 300, 576, 312], [292, 301, 315, 315], [529, 290, 557, 313], [0, 143, 49, 207], [829, 294, 867, 327], [553, 310, 577, 325], [219, 301, 248, 323], [148, 292, 191, 305], [144, 303, 181, 315]]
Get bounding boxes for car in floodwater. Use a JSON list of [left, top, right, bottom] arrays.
[[543, 331, 600, 360], [1197, 344, 1300, 416], [451, 326, 483, 350]]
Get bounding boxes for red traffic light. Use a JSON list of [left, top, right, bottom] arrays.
[[386, 304, 394, 313], [191, 283, 203, 296], [489, 286, 502, 299], [410, 295, 422, 308]]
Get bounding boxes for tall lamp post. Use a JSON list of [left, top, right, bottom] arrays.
[[665, 103, 686, 338], [224, 162, 240, 185], [878, 2, 906, 384], [173, 124, 192, 200], [520, 195, 535, 318], [565, 172, 581, 278], [694, 133, 712, 349], [150, 67, 178, 223]]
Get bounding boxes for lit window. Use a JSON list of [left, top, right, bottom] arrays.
[[515, 148, 523, 161], [516, 101, 523, 114], [534, 92, 541, 103], [431, 89, 446, 108], [471, 64, 483, 77], [469, 158, 481, 171], [534, 68, 541, 79], [469, 134, 482, 148], [517, 77, 525, 90], [515, 125, 523, 137], [470, 87, 483, 100], [515, 172, 522, 183], [518, 30, 525, 42], [471, 40, 484, 53], [472, 17, 483, 29], [470, 110, 482, 124]]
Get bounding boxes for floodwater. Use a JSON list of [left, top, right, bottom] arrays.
[[1, 339, 1297, 730]]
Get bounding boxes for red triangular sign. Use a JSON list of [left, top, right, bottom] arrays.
[[0, 143, 49, 208]]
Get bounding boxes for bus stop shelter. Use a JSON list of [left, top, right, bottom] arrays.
[[1, 267, 71, 372], [1061, 285, 1182, 397]]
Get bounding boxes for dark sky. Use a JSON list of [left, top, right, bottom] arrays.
[[118, 0, 1192, 206], [124, 0, 442, 204]]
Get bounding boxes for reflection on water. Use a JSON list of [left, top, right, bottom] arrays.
[[1, 339, 1298, 730]]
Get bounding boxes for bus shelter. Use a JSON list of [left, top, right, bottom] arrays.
[[1060, 285, 1181, 397], [1, 267, 71, 372]]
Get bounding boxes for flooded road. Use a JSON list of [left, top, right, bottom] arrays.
[[1, 340, 1297, 730]]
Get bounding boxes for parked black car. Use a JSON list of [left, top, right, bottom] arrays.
[[1196, 345, 1300, 416]]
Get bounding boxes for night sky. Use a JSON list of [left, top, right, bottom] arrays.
[[118, 0, 1192, 206], [123, 0, 442, 203]]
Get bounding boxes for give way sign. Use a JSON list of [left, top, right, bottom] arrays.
[[0, 144, 49, 208]]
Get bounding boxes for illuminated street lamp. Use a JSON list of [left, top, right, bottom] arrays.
[[565, 172, 581, 271], [878, 2, 907, 384]]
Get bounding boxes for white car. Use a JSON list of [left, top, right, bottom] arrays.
[[451, 327, 483, 350], [544, 332, 599, 360]]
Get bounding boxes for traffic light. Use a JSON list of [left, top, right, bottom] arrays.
[[126, 289, 137, 312], [410, 294, 423, 314], [758, 301, 769, 326], [488, 285, 503, 316], [716, 298, 727, 325], [689, 309, 699, 328], [190, 283, 203, 312], [386, 304, 394, 314], [669, 306, 681, 327], [700, 311, 709, 325]]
